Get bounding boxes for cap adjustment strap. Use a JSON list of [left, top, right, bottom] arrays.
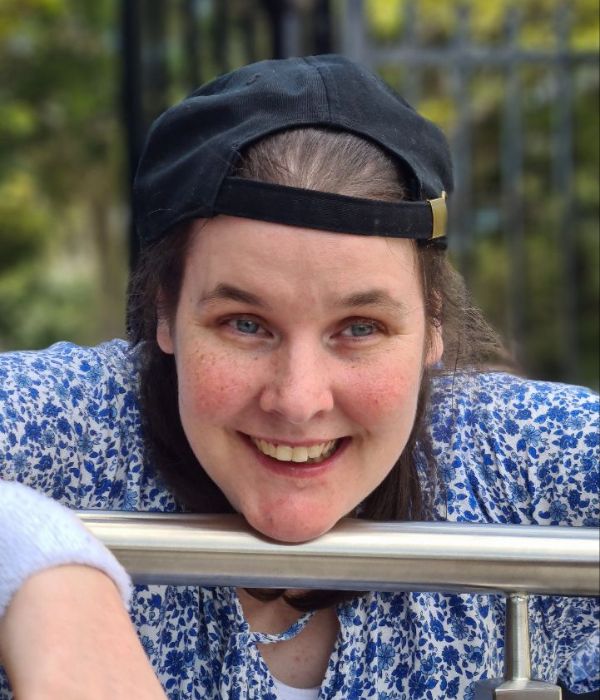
[[213, 177, 447, 243]]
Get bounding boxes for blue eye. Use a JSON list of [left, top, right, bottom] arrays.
[[342, 321, 378, 338], [232, 318, 261, 334]]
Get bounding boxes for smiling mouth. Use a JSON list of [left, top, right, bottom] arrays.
[[249, 437, 340, 464]]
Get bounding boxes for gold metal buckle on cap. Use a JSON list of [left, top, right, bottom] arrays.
[[428, 191, 447, 239]]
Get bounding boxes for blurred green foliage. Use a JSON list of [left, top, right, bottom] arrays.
[[366, 0, 599, 48], [0, 0, 126, 350], [0, 0, 598, 388]]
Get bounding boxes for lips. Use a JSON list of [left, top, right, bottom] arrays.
[[250, 437, 339, 463]]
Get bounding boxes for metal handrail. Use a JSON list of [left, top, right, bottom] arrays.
[[78, 512, 599, 596], [79, 513, 599, 698]]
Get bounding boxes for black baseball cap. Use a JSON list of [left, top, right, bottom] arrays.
[[133, 54, 453, 248]]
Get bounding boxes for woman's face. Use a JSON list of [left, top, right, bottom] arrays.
[[157, 216, 442, 543]]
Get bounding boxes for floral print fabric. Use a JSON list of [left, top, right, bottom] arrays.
[[0, 340, 598, 698]]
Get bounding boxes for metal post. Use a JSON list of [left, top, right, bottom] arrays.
[[473, 594, 562, 699], [505, 593, 532, 681]]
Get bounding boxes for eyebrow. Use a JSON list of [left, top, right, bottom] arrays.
[[198, 283, 271, 310], [198, 283, 409, 315], [336, 289, 410, 315]]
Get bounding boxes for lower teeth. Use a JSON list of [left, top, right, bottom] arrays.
[[309, 444, 337, 463], [306, 453, 330, 464]]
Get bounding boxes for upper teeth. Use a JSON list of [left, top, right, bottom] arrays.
[[251, 438, 338, 463]]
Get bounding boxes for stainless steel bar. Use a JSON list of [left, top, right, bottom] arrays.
[[505, 593, 531, 681], [78, 513, 600, 596]]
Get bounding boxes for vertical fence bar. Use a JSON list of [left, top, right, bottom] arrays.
[[213, 0, 229, 73], [501, 7, 527, 369], [401, 0, 420, 107], [142, 0, 170, 120], [122, 0, 144, 271], [552, 1, 578, 383], [448, 3, 474, 281], [280, 4, 302, 58], [240, 4, 259, 66], [341, 0, 368, 65], [313, 0, 333, 54], [260, 0, 280, 58], [182, 0, 200, 90]]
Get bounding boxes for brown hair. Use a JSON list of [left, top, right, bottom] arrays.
[[127, 128, 510, 611]]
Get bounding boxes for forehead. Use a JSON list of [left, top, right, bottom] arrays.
[[182, 216, 420, 301]]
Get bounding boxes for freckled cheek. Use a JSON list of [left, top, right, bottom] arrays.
[[341, 362, 423, 428], [177, 351, 257, 421]]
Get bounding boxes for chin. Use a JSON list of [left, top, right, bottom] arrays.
[[244, 507, 338, 544]]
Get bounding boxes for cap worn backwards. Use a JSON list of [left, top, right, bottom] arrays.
[[133, 54, 454, 248]]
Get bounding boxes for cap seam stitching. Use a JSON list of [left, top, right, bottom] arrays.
[[309, 57, 334, 122]]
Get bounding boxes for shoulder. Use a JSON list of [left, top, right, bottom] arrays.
[[429, 370, 598, 445], [0, 340, 163, 509], [0, 339, 140, 440], [430, 370, 598, 416], [0, 338, 138, 393], [427, 371, 599, 525]]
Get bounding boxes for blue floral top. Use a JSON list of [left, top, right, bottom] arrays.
[[0, 340, 598, 699]]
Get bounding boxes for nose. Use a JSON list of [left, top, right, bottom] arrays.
[[259, 339, 335, 424]]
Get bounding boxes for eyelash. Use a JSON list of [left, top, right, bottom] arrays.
[[222, 316, 385, 341]]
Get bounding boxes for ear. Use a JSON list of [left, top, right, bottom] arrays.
[[155, 286, 175, 354], [156, 314, 174, 354], [156, 290, 175, 354], [425, 321, 444, 367]]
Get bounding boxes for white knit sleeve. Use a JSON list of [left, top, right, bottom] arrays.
[[0, 480, 132, 618]]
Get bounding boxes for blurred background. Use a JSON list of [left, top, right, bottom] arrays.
[[0, 0, 598, 390]]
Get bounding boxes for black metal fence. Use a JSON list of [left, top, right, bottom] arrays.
[[122, 0, 599, 388]]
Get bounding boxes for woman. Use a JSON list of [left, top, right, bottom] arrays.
[[0, 55, 597, 699]]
